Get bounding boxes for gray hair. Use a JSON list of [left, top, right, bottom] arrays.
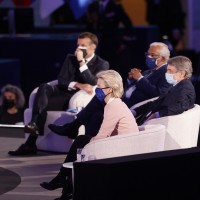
[[168, 56, 193, 79], [0, 84, 25, 108], [150, 42, 170, 60], [96, 70, 124, 98]]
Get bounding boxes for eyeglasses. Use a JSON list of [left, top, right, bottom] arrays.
[[145, 52, 160, 58], [97, 87, 110, 90]]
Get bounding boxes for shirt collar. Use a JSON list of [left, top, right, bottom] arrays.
[[85, 53, 95, 63]]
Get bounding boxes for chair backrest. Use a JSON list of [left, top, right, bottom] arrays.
[[144, 104, 200, 150], [83, 124, 166, 160], [131, 96, 159, 110]]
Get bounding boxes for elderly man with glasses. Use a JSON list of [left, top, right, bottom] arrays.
[[122, 42, 171, 107], [48, 42, 172, 138]]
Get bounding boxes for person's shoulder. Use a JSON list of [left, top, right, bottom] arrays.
[[175, 79, 194, 90], [109, 98, 122, 107], [63, 54, 77, 64], [94, 55, 109, 64], [66, 54, 76, 60]]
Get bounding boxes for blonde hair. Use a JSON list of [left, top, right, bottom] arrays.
[[96, 70, 124, 98]]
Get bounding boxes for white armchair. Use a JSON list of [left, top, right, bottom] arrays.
[[132, 97, 200, 150], [82, 124, 166, 160], [24, 80, 97, 152], [144, 104, 200, 150], [24, 80, 75, 152]]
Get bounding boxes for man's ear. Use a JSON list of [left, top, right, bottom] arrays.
[[181, 71, 187, 78], [91, 43, 96, 50]]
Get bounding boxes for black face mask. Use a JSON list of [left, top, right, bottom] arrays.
[[3, 99, 16, 109]]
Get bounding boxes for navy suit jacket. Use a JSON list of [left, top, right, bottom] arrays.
[[135, 79, 196, 123], [123, 64, 171, 107], [57, 54, 110, 91]]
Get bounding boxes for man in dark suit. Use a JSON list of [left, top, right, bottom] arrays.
[[8, 32, 110, 155], [132, 56, 195, 125], [48, 42, 172, 137], [122, 42, 171, 107], [40, 56, 195, 200], [49, 56, 195, 139]]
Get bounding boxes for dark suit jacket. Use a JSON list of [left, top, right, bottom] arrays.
[[135, 79, 196, 124], [57, 54, 110, 91], [123, 64, 171, 107]]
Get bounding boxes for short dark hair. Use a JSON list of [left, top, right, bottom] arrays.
[[78, 32, 98, 46]]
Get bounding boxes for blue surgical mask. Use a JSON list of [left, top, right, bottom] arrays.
[[95, 87, 111, 102], [165, 73, 177, 86], [95, 88, 106, 101], [145, 56, 157, 69]]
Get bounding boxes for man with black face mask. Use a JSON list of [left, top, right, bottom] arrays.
[[0, 84, 25, 124], [8, 32, 109, 156], [48, 42, 171, 138], [122, 42, 171, 107]]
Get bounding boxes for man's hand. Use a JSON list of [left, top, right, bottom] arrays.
[[128, 68, 142, 80], [74, 48, 85, 65], [75, 83, 94, 94]]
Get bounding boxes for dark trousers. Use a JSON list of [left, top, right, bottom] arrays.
[[59, 135, 93, 195], [77, 96, 105, 136], [60, 135, 92, 176], [31, 83, 72, 135]]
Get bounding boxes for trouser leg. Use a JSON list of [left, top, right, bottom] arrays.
[[31, 83, 54, 122], [77, 96, 105, 125], [60, 135, 92, 176]]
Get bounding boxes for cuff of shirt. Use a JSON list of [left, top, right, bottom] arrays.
[[79, 64, 88, 73], [127, 78, 132, 86], [68, 81, 77, 90], [155, 112, 160, 118]]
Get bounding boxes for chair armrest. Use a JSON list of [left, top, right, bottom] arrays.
[[130, 96, 159, 110], [83, 124, 165, 160], [144, 104, 200, 150]]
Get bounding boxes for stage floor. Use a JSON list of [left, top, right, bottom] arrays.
[[0, 136, 67, 200]]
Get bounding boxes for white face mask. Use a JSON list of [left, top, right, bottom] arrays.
[[165, 73, 177, 86], [78, 46, 88, 58]]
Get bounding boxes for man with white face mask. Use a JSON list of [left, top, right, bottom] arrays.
[[133, 56, 195, 125], [123, 42, 171, 107], [48, 56, 195, 138], [8, 32, 109, 156], [48, 42, 171, 137]]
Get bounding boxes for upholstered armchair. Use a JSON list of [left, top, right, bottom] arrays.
[[144, 104, 200, 150], [132, 98, 200, 151], [24, 80, 74, 152], [82, 124, 166, 160], [24, 80, 95, 152]]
